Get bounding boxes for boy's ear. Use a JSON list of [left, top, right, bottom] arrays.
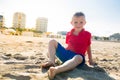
[[84, 21, 86, 25], [70, 21, 73, 25]]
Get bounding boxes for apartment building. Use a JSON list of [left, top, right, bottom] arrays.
[[13, 12, 26, 28], [36, 17, 48, 32]]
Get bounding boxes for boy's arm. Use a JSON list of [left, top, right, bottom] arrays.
[[87, 46, 94, 65]]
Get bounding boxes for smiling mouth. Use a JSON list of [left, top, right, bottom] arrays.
[[76, 27, 81, 28]]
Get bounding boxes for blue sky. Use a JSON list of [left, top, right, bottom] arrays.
[[0, 0, 120, 36]]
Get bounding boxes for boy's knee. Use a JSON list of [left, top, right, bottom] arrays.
[[49, 39, 56, 44], [73, 55, 83, 64], [49, 39, 58, 47]]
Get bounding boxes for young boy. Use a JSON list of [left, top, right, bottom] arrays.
[[42, 12, 95, 79]]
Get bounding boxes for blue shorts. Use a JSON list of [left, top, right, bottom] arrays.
[[56, 43, 85, 67]]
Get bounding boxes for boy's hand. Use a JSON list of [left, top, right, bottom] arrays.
[[89, 60, 97, 66]]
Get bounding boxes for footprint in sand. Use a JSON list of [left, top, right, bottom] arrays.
[[1, 53, 12, 60], [13, 54, 28, 60], [25, 41, 33, 43], [2, 73, 31, 80]]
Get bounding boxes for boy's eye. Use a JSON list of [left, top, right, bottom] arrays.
[[80, 22, 83, 24], [74, 22, 78, 24], [74, 21, 83, 24]]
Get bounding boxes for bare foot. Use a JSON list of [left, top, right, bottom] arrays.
[[48, 67, 56, 80], [41, 61, 55, 68]]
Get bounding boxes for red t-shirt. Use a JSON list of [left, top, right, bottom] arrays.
[[66, 28, 91, 56]]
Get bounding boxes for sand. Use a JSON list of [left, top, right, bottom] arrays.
[[0, 34, 120, 80]]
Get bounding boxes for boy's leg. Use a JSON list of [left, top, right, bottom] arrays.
[[42, 39, 58, 67], [48, 55, 83, 79]]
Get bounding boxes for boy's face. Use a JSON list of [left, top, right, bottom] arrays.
[[71, 16, 86, 31]]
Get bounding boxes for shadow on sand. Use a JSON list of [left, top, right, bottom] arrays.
[[52, 64, 116, 80]]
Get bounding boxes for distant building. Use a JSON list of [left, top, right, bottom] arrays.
[[109, 33, 120, 41], [12, 12, 26, 28], [36, 17, 48, 32], [57, 31, 67, 35], [0, 15, 4, 28]]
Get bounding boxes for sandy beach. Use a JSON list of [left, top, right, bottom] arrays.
[[0, 34, 120, 80]]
